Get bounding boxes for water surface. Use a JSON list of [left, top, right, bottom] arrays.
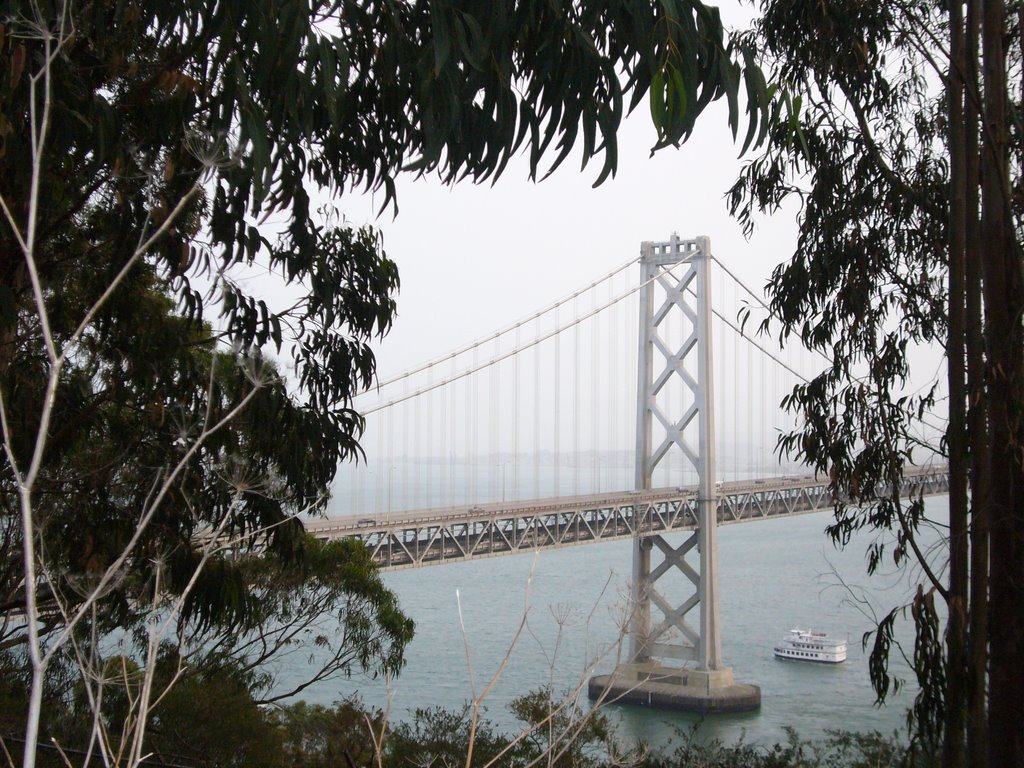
[[299, 503, 943, 749]]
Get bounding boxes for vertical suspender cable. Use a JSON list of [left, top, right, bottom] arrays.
[[491, 333, 499, 501], [537, 316, 545, 498], [593, 281, 600, 493], [352, 435, 362, 516], [386, 406, 394, 513], [749, 339, 757, 479], [470, 347, 477, 502], [414, 380, 421, 509], [777, 340, 783, 472], [730, 296, 737, 480], [403, 393, 411, 507], [514, 324, 520, 502], [554, 319, 561, 498], [534, 314, 542, 499], [573, 293, 580, 495], [374, 416, 382, 515], [439, 363, 446, 508], [760, 343, 766, 476], [627, 275, 637, 491], [490, 336, 498, 500], [721, 269, 730, 480], [401, 380, 409, 511], [449, 356, 457, 506], [606, 274, 614, 493], [425, 365, 433, 508]]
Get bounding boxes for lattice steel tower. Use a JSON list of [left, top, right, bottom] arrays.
[[590, 234, 759, 711]]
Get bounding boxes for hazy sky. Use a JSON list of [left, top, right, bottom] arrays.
[[351, 110, 800, 380], [339, 5, 799, 380]]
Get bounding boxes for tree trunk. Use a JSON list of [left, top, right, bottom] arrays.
[[943, 2, 969, 764], [963, 1, 989, 763], [980, 1, 1024, 764]]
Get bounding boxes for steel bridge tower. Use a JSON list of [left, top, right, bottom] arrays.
[[590, 235, 760, 712]]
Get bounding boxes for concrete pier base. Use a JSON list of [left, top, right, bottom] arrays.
[[587, 662, 760, 714]]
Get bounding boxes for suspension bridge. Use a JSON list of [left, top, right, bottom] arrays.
[[309, 234, 949, 714], [305, 469, 947, 569]]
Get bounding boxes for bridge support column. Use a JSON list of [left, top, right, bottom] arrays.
[[589, 235, 759, 713]]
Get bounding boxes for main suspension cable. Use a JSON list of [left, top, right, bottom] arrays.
[[357, 260, 689, 414], [362, 256, 637, 394]]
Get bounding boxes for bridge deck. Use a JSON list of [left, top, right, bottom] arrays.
[[305, 467, 949, 570]]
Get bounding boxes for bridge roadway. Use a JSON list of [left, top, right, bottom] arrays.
[[304, 466, 949, 570]]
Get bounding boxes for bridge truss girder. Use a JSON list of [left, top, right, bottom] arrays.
[[304, 469, 950, 570]]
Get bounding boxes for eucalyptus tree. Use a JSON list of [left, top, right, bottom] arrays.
[[0, 0, 767, 764], [728, 1, 1023, 765]]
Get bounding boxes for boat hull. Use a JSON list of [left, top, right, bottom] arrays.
[[773, 648, 845, 663]]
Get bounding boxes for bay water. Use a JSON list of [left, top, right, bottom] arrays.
[[295, 499, 945, 750]]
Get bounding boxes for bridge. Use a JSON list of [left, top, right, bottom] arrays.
[[307, 468, 949, 569], [317, 235, 948, 714]]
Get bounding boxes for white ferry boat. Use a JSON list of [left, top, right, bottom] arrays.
[[773, 628, 847, 663]]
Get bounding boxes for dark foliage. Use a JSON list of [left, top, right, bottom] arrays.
[[726, 0, 1024, 763], [727, 4, 951, 745], [0, 0, 768, 653], [1, 0, 771, 761]]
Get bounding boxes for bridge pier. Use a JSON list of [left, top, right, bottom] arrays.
[[588, 234, 760, 714], [588, 662, 760, 714]]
